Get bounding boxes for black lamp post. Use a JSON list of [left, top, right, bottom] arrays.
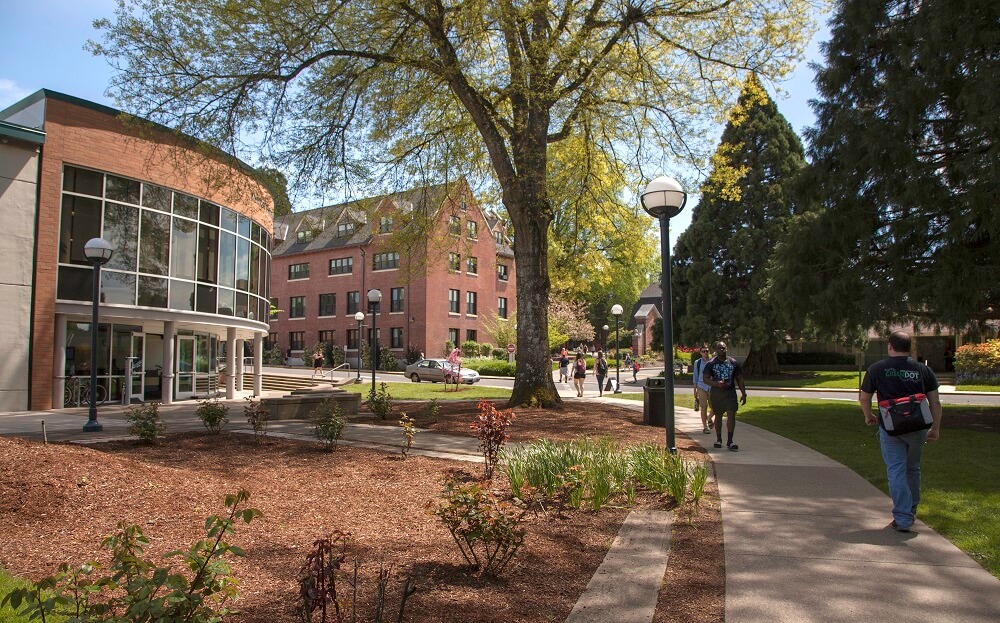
[[602, 324, 609, 352], [354, 311, 365, 382], [83, 238, 114, 432], [640, 176, 687, 453], [611, 304, 623, 393], [367, 289, 382, 396]]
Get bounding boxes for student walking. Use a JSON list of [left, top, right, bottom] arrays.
[[594, 351, 609, 397], [859, 331, 942, 532], [692, 345, 716, 434], [572, 353, 587, 397], [703, 341, 747, 451], [311, 349, 325, 379], [558, 350, 571, 384]]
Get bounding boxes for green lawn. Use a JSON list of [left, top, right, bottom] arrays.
[[742, 370, 862, 389], [738, 397, 1000, 578], [0, 568, 60, 623], [342, 381, 512, 401], [956, 384, 1000, 392]]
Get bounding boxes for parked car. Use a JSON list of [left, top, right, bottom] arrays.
[[404, 359, 481, 384]]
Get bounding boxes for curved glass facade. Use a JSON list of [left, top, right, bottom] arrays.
[[57, 165, 272, 322]]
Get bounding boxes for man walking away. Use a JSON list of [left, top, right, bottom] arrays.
[[594, 351, 609, 397], [692, 345, 716, 434], [859, 331, 942, 533], [703, 342, 747, 451]]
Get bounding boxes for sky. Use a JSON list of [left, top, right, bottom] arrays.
[[0, 0, 831, 248]]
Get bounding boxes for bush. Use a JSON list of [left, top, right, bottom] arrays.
[[433, 478, 526, 577], [195, 398, 229, 434], [775, 351, 854, 365], [2, 491, 261, 623], [444, 340, 455, 356], [124, 402, 164, 443], [956, 340, 1000, 385], [378, 344, 398, 371], [466, 360, 516, 377], [461, 340, 480, 357], [263, 343, 285, 365], [400, 412, 416, 457], [311, 397, 346, 451], [479, 342, 494, 357], [367, 382, 393, 420], [327, 344, 346, 367], [471, 400, 516, 479], [407, 345, 422, 364], [244, 396, 269, 442], [491, 348, 506, 360]]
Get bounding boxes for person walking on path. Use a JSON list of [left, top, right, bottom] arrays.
[[859, 331, 942, 533], [594, 351, 609, 397], [631, 358, 640, 382], [692, 345, 716, 434], [573, 352, 587, 397], [559, 350, 571, 385], [311, 349, 325, 379], [703, 341, 747, 451]]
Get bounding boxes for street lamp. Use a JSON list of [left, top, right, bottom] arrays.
[[641, 175, 687, 453], [354, 311, 365, 382], [611, 304, 623, 393], [83, 238, 114, 432], [602, 325, 609, 351], [367, 289, 382, 396]]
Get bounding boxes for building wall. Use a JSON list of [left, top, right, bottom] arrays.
[[0, 139, 40, 410], [29, 97, 273, 409]]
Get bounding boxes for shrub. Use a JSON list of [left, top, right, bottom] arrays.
[[124, 402, 164, 443], [470, 400, 516, 479], [263, 343, 285, 365], [327, 344, 346, 367], [244, 396, 269, 442], [196, 398, 229, 434], [444, 340, 455, 356], [433, 478, 526, 577], [311, 398, 346, 451], [461, 340, 480, 357], [467, 360, 516, 377], [479, 342, 494, 357], [400, 412, 416, 457], [367, 382, 393, 420], [2, 491, 260, 623], [956, 340, 1000, 385], [491, 348, 506, 360], [426, 398, 440, 423], [378, 343, 398, 371], [407, 345, 422, 364]]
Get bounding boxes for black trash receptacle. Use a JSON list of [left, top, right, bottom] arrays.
[[643, 377, 666, 427]]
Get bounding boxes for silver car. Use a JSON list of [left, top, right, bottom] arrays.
[[405, 359, 481, 384]]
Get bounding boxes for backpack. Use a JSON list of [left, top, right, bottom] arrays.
[[597, 359, 608, 375], [878, 393, 934, 436]]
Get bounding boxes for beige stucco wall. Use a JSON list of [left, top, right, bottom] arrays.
[[0, 140, 39, 411]]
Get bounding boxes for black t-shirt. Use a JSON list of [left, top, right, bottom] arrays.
[[860, 356, 939, 402], [704, 356, 741, 394]]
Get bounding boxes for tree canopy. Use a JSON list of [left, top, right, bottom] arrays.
[[771, 0, 1000, 339], [92, 0, 816, 405], [673, 75, 806, 374]]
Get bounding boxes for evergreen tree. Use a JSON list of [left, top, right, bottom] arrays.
[[673, 76, 806, 375], [772, 0, 1000, 336]]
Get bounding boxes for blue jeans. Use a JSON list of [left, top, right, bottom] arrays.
[[878, 427, 929, 529]]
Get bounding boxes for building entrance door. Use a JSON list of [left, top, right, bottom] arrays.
[[129, 333, 145, 403], [176, 336, 196, 399]]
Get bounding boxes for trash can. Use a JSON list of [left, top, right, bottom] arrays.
[[643, 377, 666, 427]]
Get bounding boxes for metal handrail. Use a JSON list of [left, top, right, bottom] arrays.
[[327, 362, 352, 380]]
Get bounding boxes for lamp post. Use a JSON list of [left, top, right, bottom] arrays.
[[367, 289, 382, 396], [83, 238, 114, 432], [640, 176, 687, 453], [602, 325, 609, 352], [611, 304, 623, 393], [354, 311, 365, 382]]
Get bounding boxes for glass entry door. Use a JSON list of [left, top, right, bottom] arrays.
[[129, 333, 145, 403], [176, 336, 196, 399]]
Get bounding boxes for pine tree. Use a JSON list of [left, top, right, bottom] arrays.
[[673, 75, 806, 375], [772, 0, 1000, 336]]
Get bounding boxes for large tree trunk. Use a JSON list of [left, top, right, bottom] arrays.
[[742, 343, 781, 376]]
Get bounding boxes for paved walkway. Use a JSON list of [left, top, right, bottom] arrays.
[[3, 395, 1000, 622]]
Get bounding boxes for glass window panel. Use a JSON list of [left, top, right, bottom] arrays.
[[218, 232, 236, 288], [103, 202, 139, 272], [139, 210, 171, 275], [217, 288, 235, 315], [100, 271, 136, 305], [220, 207, 237, 232], [236, 292, 249, 318], [170, 217, 197, 280], [197, 224, 218, 283], [196, 284, 217, 314], [141, 183, 171, 212], [57, 266, 94, 301], [238, 215, 251, 238], [236, 237, 250, 291], [173, 192, 199, 219], [196, 335, 210, 373], [59, 195, 102, 265], [105, 175, 140, 205], [258, 297, 267, 323], [249, 244, 260, 292], [251, 222, 261, 245], [200, 201, 220, 226], [169, 279, 195, 311], [63, 166, 104, 197], [137, 275, 168, 308]]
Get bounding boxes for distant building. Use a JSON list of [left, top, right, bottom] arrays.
[[268, 178, 516, 365]]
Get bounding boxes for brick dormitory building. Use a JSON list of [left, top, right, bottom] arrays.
[[267, 178, 516, 366]]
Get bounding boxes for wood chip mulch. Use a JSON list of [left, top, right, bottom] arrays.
[[0, 400, 723, 622]]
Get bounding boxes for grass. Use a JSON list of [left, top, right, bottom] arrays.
[[0, 567, 62, 623], [742, 370, 863, 389], [738, 397, 1000, 578], [956, 384, 1000, 392], [342, 381, 512, 401]]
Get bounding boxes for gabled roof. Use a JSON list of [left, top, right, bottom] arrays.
[[634, 304, 661, 321]]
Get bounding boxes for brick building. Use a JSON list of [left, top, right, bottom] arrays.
[[268, 178, 516, 365]]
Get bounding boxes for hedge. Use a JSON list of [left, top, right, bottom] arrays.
[[956, 340, 1000, 385]]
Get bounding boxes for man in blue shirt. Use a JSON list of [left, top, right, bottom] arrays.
[[859, 331, 943, 532], [692, 345, 715, 434], [703, 341, 747, 451]]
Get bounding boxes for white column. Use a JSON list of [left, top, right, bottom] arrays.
[[162, 321, 175, 405], [52, 314, 67, 408], [235, 338, 245, 392], [226, 327, 236, 399], [253, 332, 263, 396]]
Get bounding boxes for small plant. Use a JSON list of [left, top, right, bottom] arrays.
[[426, 398, 440, 423], [366, 382, 393, 420], [399, 412, 416, 457], [311, 397, 346, 451], [244, 396, 270, 442], [2, 491, 261, 623], [470, 400, 516, 479], [124, 401, 164, 443], [433, 477, 526, 577], [196, 397, 229, 433], [690, 462, 709, 511]]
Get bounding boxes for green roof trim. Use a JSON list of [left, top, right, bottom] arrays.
[[0, 120, 45, 145]]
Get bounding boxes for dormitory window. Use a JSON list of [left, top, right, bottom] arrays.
[[296, 230, 314, 243], [347, 291, 360, 314], [448, 252, 460, 271], [466, 220, 478, 239], [498, 297, 508, 319], [319, 293, 336, 316], [466, 291, 477, 315], [449, 289, 459, 313], [379, 217, 392, 233], [448, 216, 461, 235], [391, 328, 403, 349], [319, 330, 336, 344], [347, 329, 359, 350], [289, 331, 305, 350], [288, 263, 310, 280], [337, 222, 355, 237], [329, 257, 353, 275], [466, 256, 478, 274], [289, 296, 305, 318], [497, 264, 508, 281], [373, 252, 399, 270], [391, 287, 404, 312]]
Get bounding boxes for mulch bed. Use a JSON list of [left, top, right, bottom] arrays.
[[0, 401, 723, 622]]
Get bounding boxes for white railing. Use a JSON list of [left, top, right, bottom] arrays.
[[327, 363, 352, 381]]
